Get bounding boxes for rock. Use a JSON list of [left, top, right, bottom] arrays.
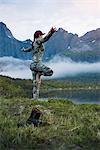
[[26, 107, 49, 127]]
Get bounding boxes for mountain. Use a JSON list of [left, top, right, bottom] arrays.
[[44, 28, 100, 62], [0, 22, 32, 59], [0, 22, 100, 62], [44, 28, 90, 60]]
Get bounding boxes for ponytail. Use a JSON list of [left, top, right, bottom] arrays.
[[32, 36, 35, 49]]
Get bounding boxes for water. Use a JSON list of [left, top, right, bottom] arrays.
[[40, 89, 100, 104]]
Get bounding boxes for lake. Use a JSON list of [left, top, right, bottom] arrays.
[[40, 89, 100, 104]]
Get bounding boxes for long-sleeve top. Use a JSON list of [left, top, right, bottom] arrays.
[[23, 30, 55, 64]]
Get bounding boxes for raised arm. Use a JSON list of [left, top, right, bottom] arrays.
[[39, 27, 56, 43]]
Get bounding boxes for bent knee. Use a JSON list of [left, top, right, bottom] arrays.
[[44, 70, 53, 76]]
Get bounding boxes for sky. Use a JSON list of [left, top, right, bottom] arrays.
[[0, 0, 100, 41]]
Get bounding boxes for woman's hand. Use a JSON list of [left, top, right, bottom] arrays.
[[50, 27, 57, 33], [21, 47, 25, 51]]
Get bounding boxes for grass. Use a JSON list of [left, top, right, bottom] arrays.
[[0, 97, 100, 150], [0, 75, 100, 98]]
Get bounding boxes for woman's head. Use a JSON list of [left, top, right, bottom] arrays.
[[34, 30, 45, 39]]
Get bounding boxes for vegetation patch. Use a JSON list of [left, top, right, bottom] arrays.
[[0, 75, 100, 98], [0, 98, 100, 149]]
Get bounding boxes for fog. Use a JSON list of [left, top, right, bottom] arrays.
[[0, 56, 100, 79], [0, 57, 32, 79]]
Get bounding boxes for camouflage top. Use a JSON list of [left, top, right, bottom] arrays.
[[23, 30, 54, 64]]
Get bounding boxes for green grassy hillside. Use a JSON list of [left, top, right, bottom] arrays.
[[0, 75, 100, 98], [0, 98, 100, 149]]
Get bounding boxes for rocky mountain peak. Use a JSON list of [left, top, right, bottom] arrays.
[[0, 22, 13, 38], [58, 28, 68, 33], [81, 28, 100, 42], [0, 22, 100, 62]]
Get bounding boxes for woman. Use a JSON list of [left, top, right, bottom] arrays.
[[22, 27, 56, 99]]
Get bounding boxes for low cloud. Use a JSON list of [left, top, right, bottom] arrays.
[[46, 56, 100, 79], [0, 56, 100, 79], [0, 57, 32, 79]]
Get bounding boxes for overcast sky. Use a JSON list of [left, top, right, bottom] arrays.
[[0, 0, 99, 40]]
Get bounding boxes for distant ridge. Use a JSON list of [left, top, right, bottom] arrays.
[[0, 22, 100, 62], [0, 22, 32, 59]]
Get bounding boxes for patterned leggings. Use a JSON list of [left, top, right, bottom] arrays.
[[30, 62, 53, 100], [30, 62, 53, 77]]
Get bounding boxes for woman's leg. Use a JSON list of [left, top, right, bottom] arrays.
[[32, 71, 41, 100], [30, 62, 53, 76], [35, 72, 41, 99], [32, 71, 37, 99], [31, 63, 53, 99], [41, 64, 53, 76]]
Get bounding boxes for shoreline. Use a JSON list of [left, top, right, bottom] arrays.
[[41, 87, 100, 91]]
